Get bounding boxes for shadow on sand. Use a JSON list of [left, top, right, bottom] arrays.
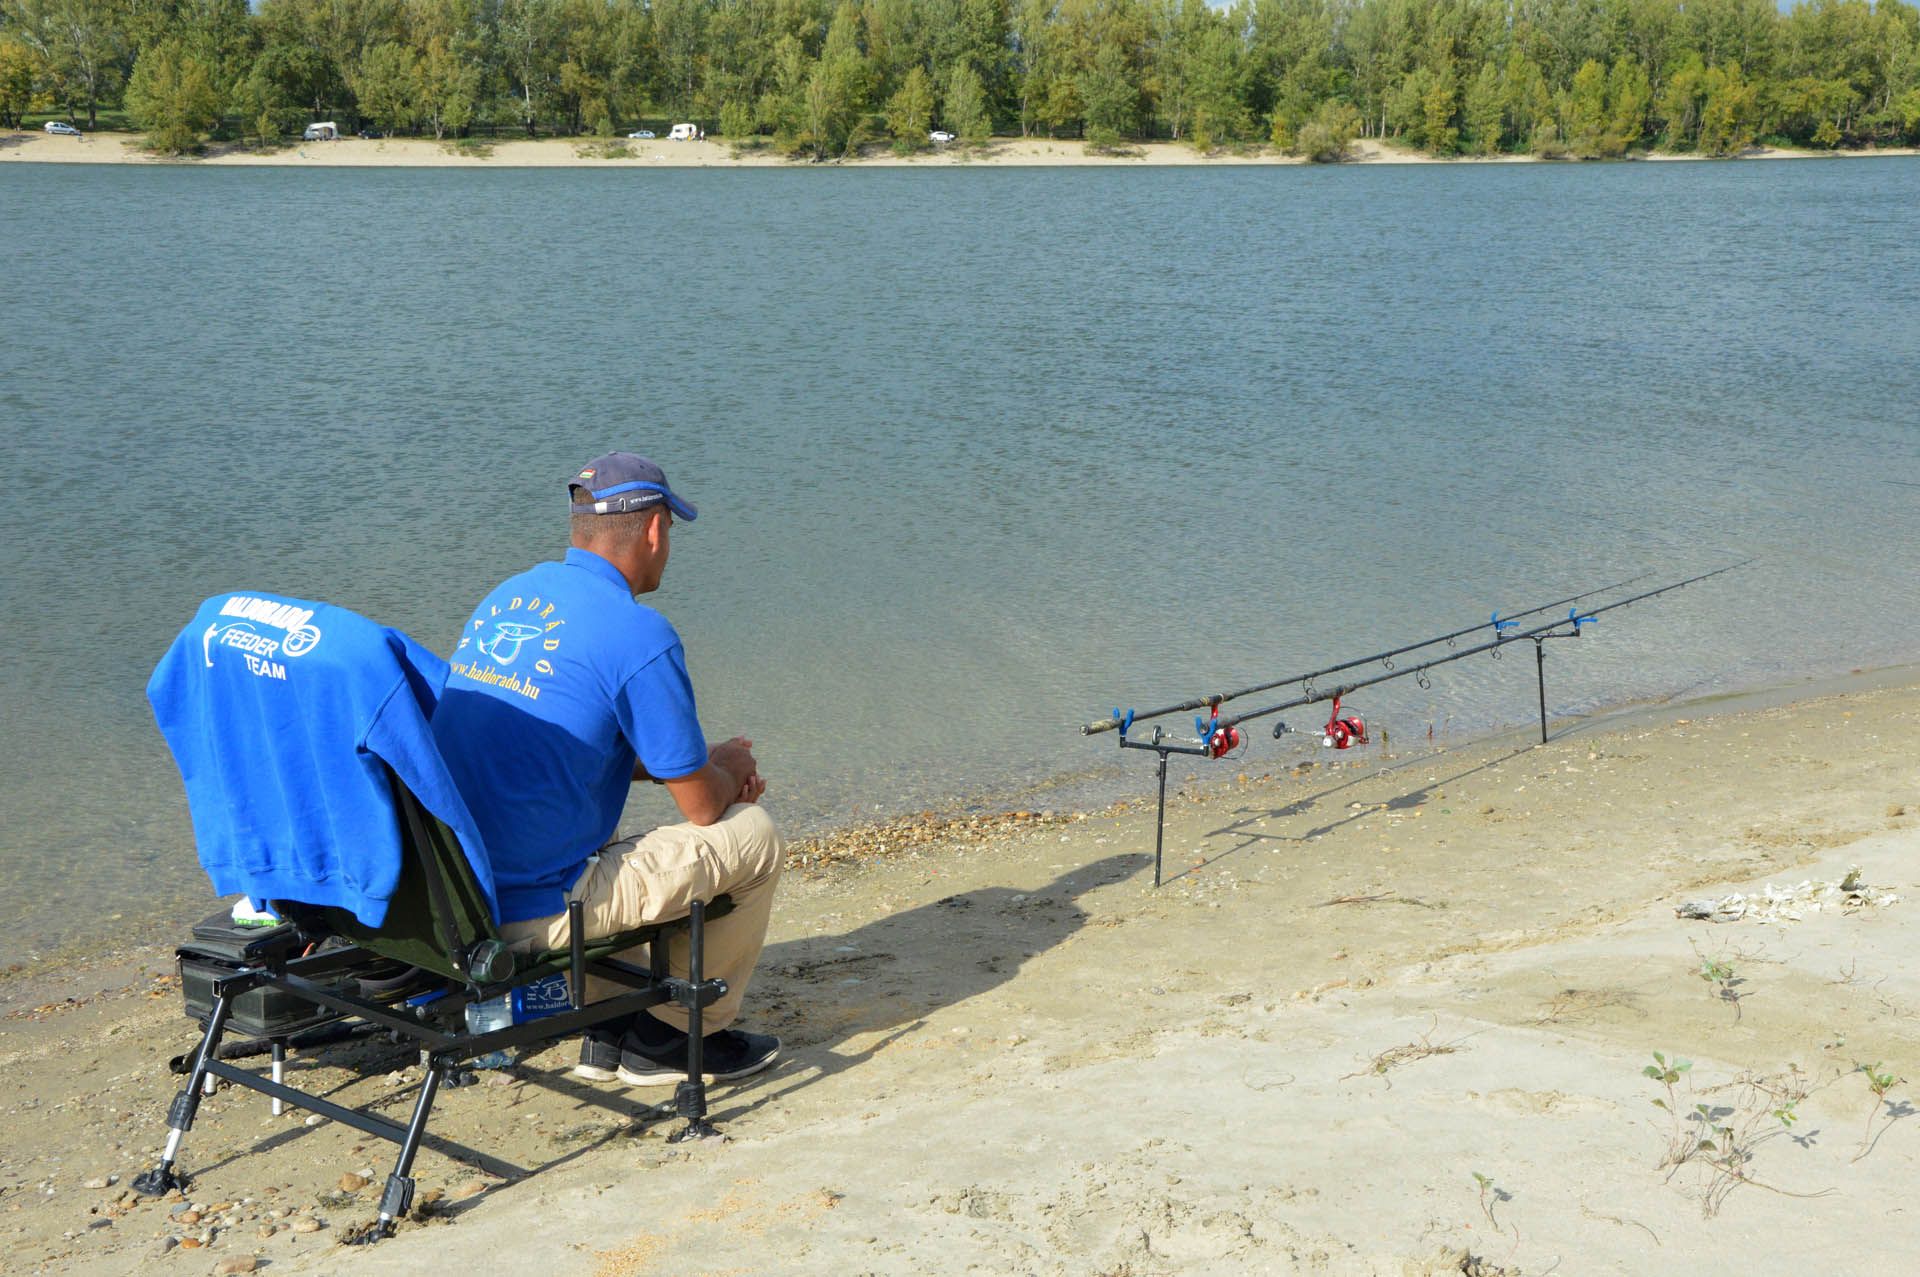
[[703, 851, 1149, 1121]]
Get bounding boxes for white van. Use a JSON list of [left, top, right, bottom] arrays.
[[668, 122, 702, 141], [302, 122, 339, 141]]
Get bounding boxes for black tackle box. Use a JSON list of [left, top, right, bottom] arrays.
[[176, 908, 347, 1038]]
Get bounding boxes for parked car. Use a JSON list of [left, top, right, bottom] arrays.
[[628, 129, 656, 139], [928, 130, 955, 143], [44, 121, 82, 136]]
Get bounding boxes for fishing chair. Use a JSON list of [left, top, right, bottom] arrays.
[[134, 592, 736, 1241], [134, 774, 734, 1238]]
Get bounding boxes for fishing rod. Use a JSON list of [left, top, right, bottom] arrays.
[[1099, 561, 1751, 887], [1079, 571, 1650, 736], [1215, 560, 1751, 735]]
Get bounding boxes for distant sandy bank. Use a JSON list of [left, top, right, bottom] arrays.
[[6, 130, 1917, 168]]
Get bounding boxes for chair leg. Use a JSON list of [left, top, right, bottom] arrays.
[[668, 900, 719, 1144], [134, 992, 235, 1195], [371, 1061, 445, 1238]]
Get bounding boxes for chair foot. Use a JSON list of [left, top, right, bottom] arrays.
[[377, 1173, 415, 1225], [341, 1218, 396, 1246], [668, 1117, 724, 1144], [131, 1165, 185, 1196], [667, 1078, 723, 1143]]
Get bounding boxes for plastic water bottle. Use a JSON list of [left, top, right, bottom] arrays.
[[464, 995, 514, 1069]]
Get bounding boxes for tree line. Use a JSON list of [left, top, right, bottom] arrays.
[[2, 0, 1917, 159]]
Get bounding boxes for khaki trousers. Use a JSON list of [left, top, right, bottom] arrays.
[[500, 803, 782, 1033]]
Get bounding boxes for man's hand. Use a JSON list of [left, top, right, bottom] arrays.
[[663, 735, 768, 825]]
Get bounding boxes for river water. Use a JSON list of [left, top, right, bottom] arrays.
[[2, 158, 1917, 964]]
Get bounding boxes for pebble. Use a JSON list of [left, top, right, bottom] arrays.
[[257, 1224, 276, 1239], [452, 1181, 487, 1200], [291, 1217, 323, 1233], [178, 1210, 203, 1224], [303, 1114, 323, 1127], [83, 1175, 117, 1190], [337, 1173, 370, 1192], [213, 1258, 258, 1275], [153, 1237, 178, 1255], [87, 1218, 112, 1229], [180, 1237, 203, 1249]]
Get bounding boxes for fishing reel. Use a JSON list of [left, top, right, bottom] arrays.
[[1194, 706, 1243, 759], [1322, 695, 1368, 749]]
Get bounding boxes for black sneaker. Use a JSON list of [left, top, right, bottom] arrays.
[[572, 1022, 628, 1082], [616, 1028, 781, 1086]]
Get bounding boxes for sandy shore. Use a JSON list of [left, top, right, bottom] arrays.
[[5, 130, 1916, 167], [3, 666, 1918, 1274]]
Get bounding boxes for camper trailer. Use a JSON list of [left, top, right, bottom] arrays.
[[302, 122, 339, 141], [668, 122, 703, 141]]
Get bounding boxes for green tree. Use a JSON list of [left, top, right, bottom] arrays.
[[1420, 56, 1458, 153], [717, 97, 754, 137], [498, 0, 562, 135], [1657, 55, 1708, 147], [885, 62, 933, 151], [126, 37, 222, 153], [1607, 58, 1652, 152], [6, 0, 128, 128], [1461, 58, 1502, 153], [1502, 50, 1552, 146], [418, 34, 479, 138], [1186, 20, 1252, 149], [1699, 60, 1760, 153], [353, 40, 419, 134], [944, 60, 991, 140], [1290, 96, 1360, 160], [1564, 58, 1609, 156], [1079, 40, 1137, 147], [0, 35, 38, 129]]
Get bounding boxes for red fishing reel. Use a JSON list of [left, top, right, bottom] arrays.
[[1322, 695, 1368, 750], [1196, 702, 1243, 758]]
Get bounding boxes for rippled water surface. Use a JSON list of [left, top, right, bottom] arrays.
[[3, 159, 1917, 963]]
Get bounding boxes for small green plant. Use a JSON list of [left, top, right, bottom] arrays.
[[1690, 939, 1745, 1020], [1642, 1055, 1826, 1216], [1852, 1061, 1905, 1161], [1469, 1171, 1517, 1259], [1643, 1051, 1702, 1167]]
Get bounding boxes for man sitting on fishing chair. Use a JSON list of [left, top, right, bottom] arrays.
[[431, 452, 783, 1085]]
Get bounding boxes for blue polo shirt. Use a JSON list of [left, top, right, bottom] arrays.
[[432, 548, 709, 923]]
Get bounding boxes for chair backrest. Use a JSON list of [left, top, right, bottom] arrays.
[[274, 769, 506, 986], [150, 591, 503, 954]]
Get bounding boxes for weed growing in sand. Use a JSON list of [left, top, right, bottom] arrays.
[[1690, 939, 1745, 1021], [1851, 1061, 1906, 1162], [1469, 1171, 1518, 1263], [1643, 1051, 1699, 1165], [1642, 1054, 1827, 1216], [1341, 1018, 1466, 1088]]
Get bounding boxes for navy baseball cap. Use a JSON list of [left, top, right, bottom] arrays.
[[567, 452, 697, 522]]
